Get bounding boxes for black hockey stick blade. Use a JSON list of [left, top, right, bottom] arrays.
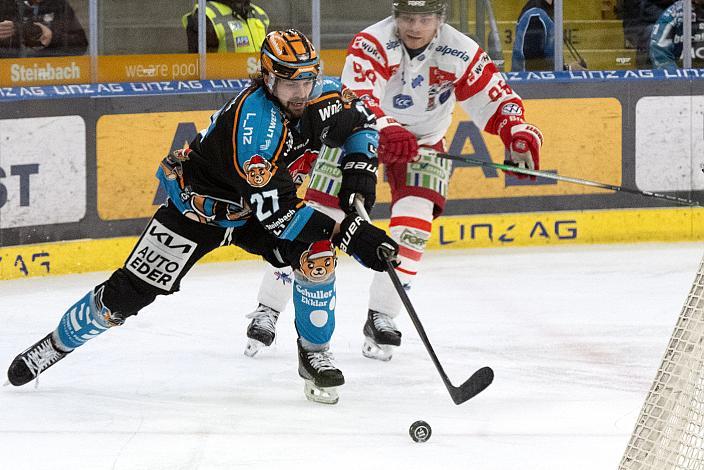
[[449, 366, 494, 405]]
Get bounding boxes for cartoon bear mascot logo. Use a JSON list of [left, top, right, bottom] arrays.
[[244, 155, 273, 187], [299, 240, 337, 282]]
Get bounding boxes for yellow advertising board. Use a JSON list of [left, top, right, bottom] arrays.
[[429, 207, 701, 250], [319, 49, 348, 77], [204, 49, 349, 79], [96, 111, 214, 220], [376, 97, 623, 203], [0, 56, 90, 87], [0, 236, 258, 280], [97, 54, 200, 82], [2, 206, 702, 281], [205, 52, 258, 79]]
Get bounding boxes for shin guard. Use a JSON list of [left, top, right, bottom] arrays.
[[293, 271, 336, 347], [256, 264, 294, 313], [368, 196, 433, 317]]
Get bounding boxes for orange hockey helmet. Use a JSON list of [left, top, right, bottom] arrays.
[[260, 29, 323, 99]]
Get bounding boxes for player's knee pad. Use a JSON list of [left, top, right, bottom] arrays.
[[293, 240, 337, 346], [368, 197, 432, 317], [54, 286, 122, 350]]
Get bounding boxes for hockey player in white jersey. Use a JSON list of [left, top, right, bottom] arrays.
[[244, 0, 543, 361]]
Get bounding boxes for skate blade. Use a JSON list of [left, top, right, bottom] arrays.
[[244, 339, 266, 358], [362, 338, 394, 362], [303, 380, 339, 405]]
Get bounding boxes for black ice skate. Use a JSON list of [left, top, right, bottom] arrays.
[[297, 340, 344, 405], [6, 333, 70, 387], [362, 309, 402, 362], [244, 304, 280, 357]]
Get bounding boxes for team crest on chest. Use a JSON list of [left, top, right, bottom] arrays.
[[244, 154, 273, 187], [426, 67, 457, 111]]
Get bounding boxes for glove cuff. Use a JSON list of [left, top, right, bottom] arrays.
[[510, 122, 543, 141], [497, 116, 525, 149], [376, 115, 401, 131]]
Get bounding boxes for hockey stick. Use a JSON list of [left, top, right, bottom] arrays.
[[420, 149, 703, 208], [353, 197, 494, 405]]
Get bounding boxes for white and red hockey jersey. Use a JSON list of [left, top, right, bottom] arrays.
[[340, 16, 525, 146]]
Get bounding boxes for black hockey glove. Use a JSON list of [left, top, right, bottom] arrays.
[[333, 213, 398, 272], [338, 153, 378, 213]]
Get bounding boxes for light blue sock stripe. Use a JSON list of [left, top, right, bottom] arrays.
[[55, 291, 110, 350]]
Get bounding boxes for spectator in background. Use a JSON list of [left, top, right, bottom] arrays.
[[511, 0, 587, 72], [0, 0, 87, 58], [182, 0, 269, 53], [650, 0, 704, 70], [616, 0, 675, 68], [511, 0, 555, 71]]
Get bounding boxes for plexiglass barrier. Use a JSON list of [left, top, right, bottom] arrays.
[[0, 0, 700, 87]]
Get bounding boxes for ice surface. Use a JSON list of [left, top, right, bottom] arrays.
[[1, 242, 702, 470]]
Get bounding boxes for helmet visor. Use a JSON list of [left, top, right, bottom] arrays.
[[266, 74, 324, 104]]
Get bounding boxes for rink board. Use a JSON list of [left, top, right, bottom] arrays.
[[1, 206, 701, 280], [0, 71, 703, 280]]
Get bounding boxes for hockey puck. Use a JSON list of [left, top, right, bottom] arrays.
[[409, 420, 432, 443]]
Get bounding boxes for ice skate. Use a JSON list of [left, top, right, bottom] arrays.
[[244, 304, 280, 357], [6, 333, 70, 387], [362, 309, 402, 361], [297, 340, 344, 405]]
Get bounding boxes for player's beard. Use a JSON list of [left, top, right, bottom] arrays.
[[285, 98, 308, 118]]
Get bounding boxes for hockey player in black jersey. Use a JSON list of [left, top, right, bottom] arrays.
[[6, 29, 397, 405]]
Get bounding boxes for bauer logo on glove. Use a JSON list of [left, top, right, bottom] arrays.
[[333, 214, 399, 272]]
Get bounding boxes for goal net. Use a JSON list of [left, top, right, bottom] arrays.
[[619, 254, 704, 469]]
